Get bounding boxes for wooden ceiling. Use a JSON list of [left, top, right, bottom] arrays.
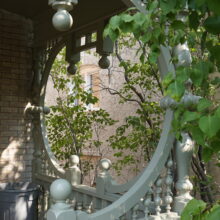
[[1, 0, 49, 19], [1, 0, 129, 19], [1, 0, 129, 44]]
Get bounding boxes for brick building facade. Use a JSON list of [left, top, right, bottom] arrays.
[[0, 10, 34, 182]]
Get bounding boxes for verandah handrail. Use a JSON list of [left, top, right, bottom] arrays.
[[76, 109, 174, 220], [104, 169, 142, 194], [40, 116, 66, 178]]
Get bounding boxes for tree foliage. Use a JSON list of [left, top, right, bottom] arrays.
[[46, 49, 115, 182], [104, 0, 220, 217], [105, 40, 163, 174]]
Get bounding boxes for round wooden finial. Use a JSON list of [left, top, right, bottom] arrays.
[[99, 158, 112, 171], [50, 179, 72, 202]]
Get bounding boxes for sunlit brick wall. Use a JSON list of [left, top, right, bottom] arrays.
[[0, 9, 34, 182]]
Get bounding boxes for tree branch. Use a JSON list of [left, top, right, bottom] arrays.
[[114, 40, 153, 128], [137, 40, 164, 95], [192, 155, 214, 203]]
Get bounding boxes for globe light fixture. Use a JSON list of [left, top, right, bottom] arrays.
[[49, 0, 78, 31]]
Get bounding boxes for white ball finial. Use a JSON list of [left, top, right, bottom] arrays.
[[50, 179, 72, 202], [52, 9, 73, 31], [70, 155, 79, 166], [99, 158, 112, 171]]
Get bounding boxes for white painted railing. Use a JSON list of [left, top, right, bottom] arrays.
[[32, 1, 199, 218], [44, 39, 199, 219], [32, 151, 121, 218], [45, 109, 180, 220]]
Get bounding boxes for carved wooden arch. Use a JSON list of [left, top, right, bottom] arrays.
[[43, 1, 197, 219], [31, 17, 175, 184], [31, 38, 67, 180], [32, 22, 115, 180]]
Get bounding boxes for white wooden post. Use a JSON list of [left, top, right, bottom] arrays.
[[66, 155, 81, 185], [96, 158, 112, 196], [47, 179, 76, 220]]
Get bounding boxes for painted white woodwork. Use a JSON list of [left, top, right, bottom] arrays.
[[143, 188, 153, 219], [46, 179, 77, 220], [45, 44, 182, 220], [42, 42, 197, 220], [43, 3, 196, 219], [66, 155, 81, 185], [173, 133, 194, 214], [49, 0, 78, 31]]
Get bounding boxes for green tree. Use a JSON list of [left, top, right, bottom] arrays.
[[46, 49, 115, 184], [104, 0, 220, 217], [101, 37, 163, 175]]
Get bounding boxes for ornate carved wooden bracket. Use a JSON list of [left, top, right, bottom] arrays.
[[65, 21, 114, 75]]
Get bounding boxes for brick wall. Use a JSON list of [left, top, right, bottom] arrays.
[[0, 9, 34, 182]]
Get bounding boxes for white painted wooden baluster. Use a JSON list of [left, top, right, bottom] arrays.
[[174, 133, 194, 215], [75, 192, 83, 211], [47, 188, 53, 209], [164, 156, 173, 214], [40, 150, 46, 174], [150, 176, 162, 220], [76, 201, 83, 211], [132, 204, 139, 220], [85, 195, 92, 214], [66, 155, 81, 185], [101, 199, 108, 209], [160, 157, 180, 219], [34, 148, 42, 173], [91, 197, 96, 212], [155, 176, 162, 216], [46, 158, 50, 175], [144, 188, 153, 219], [96, 158, 112, 196], [120, 214, 126, 220], [95, 197, 102, 211]]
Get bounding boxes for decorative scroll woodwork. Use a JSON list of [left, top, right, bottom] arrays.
[[45, 42, 196, 220], [28, 2, 198, 219]]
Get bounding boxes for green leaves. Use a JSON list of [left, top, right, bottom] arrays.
[[202, 147, 214, 162], [190, 127, 205, 146], [46, 50, 116, 171], [215, 106, 220, 118], [204, 16, 220, 35], [159, 0, 176, 14], [207, 0, 220, 15], [206, 206, 220, 220], [104, 12, 151, 42], [165, 80, 185, 101], [162, 72, 174, 89], [197, 98, 212, 112], [182, 111, 200, 123], [181, 200, 220, 220], [189, 11, 200, 30], [195, 0, 206, 7], [171, 20, 185, 30], [208, 45, 220, 65], [199, 115, 220, 138], [181, 199, 206, 220], [133, 13, 147, 26], [109, 16, 121, 30], [104, 0, 220, 203], [190, 61, 211, 86]]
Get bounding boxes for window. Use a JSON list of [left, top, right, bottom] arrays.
[[80, 65, 100, 111]]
